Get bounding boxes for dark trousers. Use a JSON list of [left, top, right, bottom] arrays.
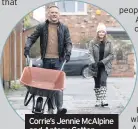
[[94, 66, 108, 88], [43, 58, 64, 110]]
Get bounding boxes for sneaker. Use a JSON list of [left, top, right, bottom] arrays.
[[57, 108, 67, 114]]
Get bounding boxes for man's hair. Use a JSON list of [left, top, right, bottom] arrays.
[[48, 5, 59, 10]]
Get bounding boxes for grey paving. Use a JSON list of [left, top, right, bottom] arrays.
[[5, 76, 135, 120]]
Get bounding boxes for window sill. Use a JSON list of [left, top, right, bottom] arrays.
[[60, 12, 88, 15]]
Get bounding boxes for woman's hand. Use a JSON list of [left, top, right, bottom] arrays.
[[97, 61, 104, 67], [89, 63, 97, 69]]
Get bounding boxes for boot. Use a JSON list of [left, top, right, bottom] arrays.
[[94, 88, 101, 107], [100, 86, 108, 107]]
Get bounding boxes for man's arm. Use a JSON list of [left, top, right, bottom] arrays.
[[24, 24, 42, 51], [64, 26, 72, 56]]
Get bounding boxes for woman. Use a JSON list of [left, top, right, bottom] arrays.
[[89, 23, 114, 107]]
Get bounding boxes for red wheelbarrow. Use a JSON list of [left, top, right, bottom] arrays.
[[20, 56, 66, 114]]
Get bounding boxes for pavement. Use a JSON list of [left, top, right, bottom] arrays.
[[5, 76, 135, 120]]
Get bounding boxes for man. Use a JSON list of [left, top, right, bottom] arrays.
[[24, 5, 72, 114]]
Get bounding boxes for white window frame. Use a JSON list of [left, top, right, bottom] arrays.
[[55, 1, 87, 15]]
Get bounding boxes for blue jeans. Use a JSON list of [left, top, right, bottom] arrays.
[[43, 58, 63, 70], [43, 58, 64, 110]]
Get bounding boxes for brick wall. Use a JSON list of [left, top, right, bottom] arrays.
[[46, 4, 120, 43], [111, 53, 135, 77]]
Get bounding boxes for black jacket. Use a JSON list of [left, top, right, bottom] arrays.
[[24, 20, 72, 61]]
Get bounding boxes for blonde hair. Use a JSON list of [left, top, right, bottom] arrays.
[[96, 32, 107, 42], [48, 5, 59, 10]]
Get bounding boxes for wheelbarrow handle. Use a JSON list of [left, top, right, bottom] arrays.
[[26, 55, 30, 66], [60, 60, 66, 71]]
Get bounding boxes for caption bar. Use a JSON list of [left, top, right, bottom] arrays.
[[25, 114, 118, 129]]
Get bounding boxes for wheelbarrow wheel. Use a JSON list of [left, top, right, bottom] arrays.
[[35, 97, 43, 112]]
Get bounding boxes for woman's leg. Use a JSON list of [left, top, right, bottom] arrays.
[[100, 68, 108, 107], [93, 71, 101, 107]]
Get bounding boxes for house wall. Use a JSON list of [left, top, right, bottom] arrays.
[[46, 4, 120, 43], [111, 53, 135, 77]]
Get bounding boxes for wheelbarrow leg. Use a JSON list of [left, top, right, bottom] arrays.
[[42, 96, 55, 114], [24, 90, 34, 106]]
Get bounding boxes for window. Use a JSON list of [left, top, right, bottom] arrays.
[[55, 1, 87, 15]]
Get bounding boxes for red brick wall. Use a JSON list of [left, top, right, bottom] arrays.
[[111, 53, 135, 77], [46, 4, 120, 43]]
